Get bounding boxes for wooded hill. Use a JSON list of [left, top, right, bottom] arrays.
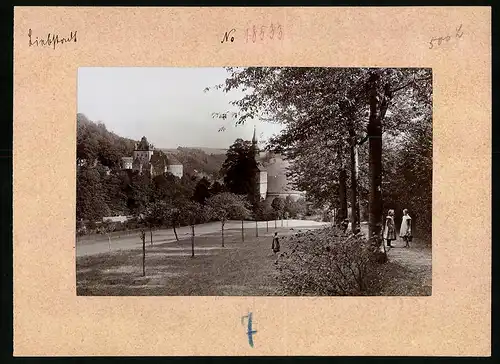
[[77, 113, 225, 180], [76, 114, 227, 223], [160, 147, 226, 180]]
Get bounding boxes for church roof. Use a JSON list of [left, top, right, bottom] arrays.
[[150, 150, 168, 167], [166, 153, 182, 165]]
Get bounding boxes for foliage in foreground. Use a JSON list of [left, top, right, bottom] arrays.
[[275, 227, 386, 296]]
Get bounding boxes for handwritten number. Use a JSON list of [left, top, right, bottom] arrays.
[[429, 24, 464, 50], [224, 24, 283, 44]]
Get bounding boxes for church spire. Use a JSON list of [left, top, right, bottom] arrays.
[[252, 125, 258, 145], [252, 125, 259, 154]]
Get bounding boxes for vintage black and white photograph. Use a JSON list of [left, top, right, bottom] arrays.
[[76, 67, 432, 296]]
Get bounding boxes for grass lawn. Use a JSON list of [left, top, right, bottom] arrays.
[[77, 227, 300, 296], [76, 225, 432, 296]]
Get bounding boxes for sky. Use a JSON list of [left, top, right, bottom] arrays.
[[77, 67, 284, 149]]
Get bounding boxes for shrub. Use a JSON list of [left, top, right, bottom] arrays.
[[275, 227, 385, 296]]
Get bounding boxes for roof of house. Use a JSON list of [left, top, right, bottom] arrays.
[[264, 154, 302, 194], [132, 157, 143, 167], [257, 164, 267, 172], [150, 150, 168, 167], [166, 153, 182, 165]]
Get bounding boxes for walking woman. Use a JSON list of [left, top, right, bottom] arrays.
[[400, 209, 413, 248], [383, 209, 396, 247]]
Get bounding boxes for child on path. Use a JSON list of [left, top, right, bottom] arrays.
[[383, 209, 396, 247], [271, 232, 280, 254], [400, 209, 413, 248]]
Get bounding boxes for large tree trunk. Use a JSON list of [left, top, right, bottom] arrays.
[[368, 72, 383, 240], [349, 127, 360, 234], [338, 168, 348, 223]]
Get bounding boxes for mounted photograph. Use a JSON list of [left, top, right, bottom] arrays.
[[76, 67, 432, 296]]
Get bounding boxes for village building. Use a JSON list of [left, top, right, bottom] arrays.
[[251, 126, 305, 202], [121, 136, 183, 178]]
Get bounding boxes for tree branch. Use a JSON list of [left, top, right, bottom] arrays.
[[357, 135, 369, 146], [391, 78, 415, 94]]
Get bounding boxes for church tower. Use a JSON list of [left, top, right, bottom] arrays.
[[252, 125, 268, 200]]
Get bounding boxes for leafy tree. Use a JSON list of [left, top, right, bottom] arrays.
[[181, 201, 208, 257], [192, 177, 212, 205], [271, 197, 285, 220], [102, 172, 128, 216], [205, 192, 251, 247], [220, 139, 259, 205], [283, 196, 307, 219], [209, 181, 224, 195], [382, 114, 432, 239], [253, 200, 275, 232], [143, 200, 169, 245], [207, 67, 431, 248], [77, 113, 135, 168], [180, 174, 198, 195], [76, 165, 110, 221], [127, 171, 153, 215], [164, 203, 183, 241]]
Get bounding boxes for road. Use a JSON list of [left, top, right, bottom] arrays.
[[76, 219, 329, 257]]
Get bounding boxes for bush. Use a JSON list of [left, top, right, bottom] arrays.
[[275, 227, 385, 296]]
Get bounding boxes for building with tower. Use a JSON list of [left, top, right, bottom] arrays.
[[121, 136, 183, 178], [251, 126, 305, 203]]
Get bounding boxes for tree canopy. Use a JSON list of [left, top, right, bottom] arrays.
[[206, 67, 432, 238], [220, 138, 259, 205]]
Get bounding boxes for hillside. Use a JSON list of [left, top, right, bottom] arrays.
[[77, 113, 137, 168], [77, 114, 226, 179], [160, 147, 226, 180]]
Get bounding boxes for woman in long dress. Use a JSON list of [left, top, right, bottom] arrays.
[[400, 209, 413, 248], [383, 209, 397, 247]]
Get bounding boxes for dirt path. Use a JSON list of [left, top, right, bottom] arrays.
[[380, 239, 432, 296], [76, 219, 329, 257]]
